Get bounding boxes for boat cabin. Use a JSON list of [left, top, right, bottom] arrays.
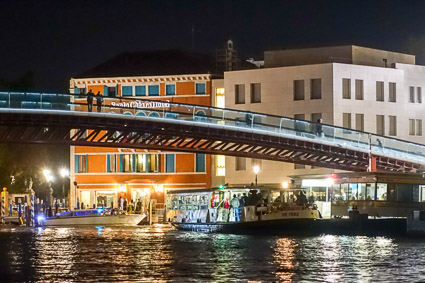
[[292, 172, 425, 218]]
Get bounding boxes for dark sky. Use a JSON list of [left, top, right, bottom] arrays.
[[1, 0, 425, 92]]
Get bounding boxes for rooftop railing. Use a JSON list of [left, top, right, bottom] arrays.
[[0, 91, 424, 165]]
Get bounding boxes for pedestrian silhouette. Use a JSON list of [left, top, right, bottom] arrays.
[[87, 90, 94, 112], [95, 91, 103, 112], [315, 118, 323, 137]]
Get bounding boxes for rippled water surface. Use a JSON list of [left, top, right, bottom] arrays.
[[1, 224, 425, 282]]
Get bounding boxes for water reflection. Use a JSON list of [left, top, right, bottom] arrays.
[[1, 227, 425, 282]]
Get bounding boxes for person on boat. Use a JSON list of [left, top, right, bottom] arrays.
[[296, 191, 308, 207], [223, 197, 230, 222], [231, 194, 240, 222]]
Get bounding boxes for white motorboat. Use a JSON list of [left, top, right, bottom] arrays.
[[38, 208, 146, 226]]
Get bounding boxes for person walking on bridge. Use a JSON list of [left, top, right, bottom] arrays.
[[96, 91, 103, 112], [87, 89, 94, 112]]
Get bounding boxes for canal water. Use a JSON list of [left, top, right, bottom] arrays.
[[0, 224, 424, 282]]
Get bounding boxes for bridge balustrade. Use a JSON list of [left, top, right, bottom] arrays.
[[0, 91, 425, 166]]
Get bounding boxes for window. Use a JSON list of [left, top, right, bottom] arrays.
[[106, 154, 117, 173], [417, 87, 422, 103], [376, 81, 384, 101], [376, 115, 385, 135], [215, 88, 225, 108], [343, 113, 352, 129], [166, 84, 176, 95], [410, 86, 415, 103], [135, 86, 146, 96], [250, 83, 261, 103], [409, 119, 416, 135], [235, 157, 246, 171], [389, 116, 397, 136], [75, 88, 86, 94], [148, 85, 159, 96], [196, 83, 206, 94], [389, 82, 396, 102], [294, 163, 305, 169], [75, 155, 88, 173], [311, 113, 322, 123], [147, 154, 160, 172], [356, 114, 364, 131], [120, 154, 133, 172], [417, 119, 422, 136], [310, 79, 321, 99], [195, 153, 205, 172], [122, 86, 133, 96], [105, 86, 116, 98], [135, 154, 146, 172], [235, 84, 245, 104], [355, 80, 364, 100], [293, 80, 305, 100], [216, 155, 225, 176], [166, 154, 175, 172], [342, 78, 351, 99]]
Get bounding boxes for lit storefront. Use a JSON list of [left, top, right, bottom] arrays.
[[294, 172, 425, 218]]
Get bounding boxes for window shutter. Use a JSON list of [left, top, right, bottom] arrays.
[[132, 154, 136, 172], [85, 155, 88, 173], [75, 155, 79, 173], [120, 154, 124, 172], [106, 154, 110, 173]]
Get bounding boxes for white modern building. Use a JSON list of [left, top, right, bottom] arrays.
[[220, 45, 425, 200]]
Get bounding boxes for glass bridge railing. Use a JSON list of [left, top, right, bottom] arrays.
[[0, 91, 424, 165]]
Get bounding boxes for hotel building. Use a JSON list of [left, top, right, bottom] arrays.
[[69, 50, 223, 217]]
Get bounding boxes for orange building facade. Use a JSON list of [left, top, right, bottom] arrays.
[[69, 73, 213, 217]]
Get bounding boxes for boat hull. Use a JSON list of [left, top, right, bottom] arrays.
[[172, 218, 317, 234], [41, 214, 146, 226]]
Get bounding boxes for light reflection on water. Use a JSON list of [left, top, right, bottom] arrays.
[[0, 225, 425, 282]]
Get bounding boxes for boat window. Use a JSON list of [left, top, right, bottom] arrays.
[[366, 183, 375, 200], [377, 183, 387, 200]]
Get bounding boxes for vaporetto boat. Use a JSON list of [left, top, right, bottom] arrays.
[[38, 208, 146, 226], [171, 205, 321, 234]]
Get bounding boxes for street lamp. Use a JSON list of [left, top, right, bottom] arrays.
[[60, 168, 69, 197], [253, 165, 260, 187]]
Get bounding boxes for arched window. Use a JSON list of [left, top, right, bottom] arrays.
[[165, 112, 178, 119], [123, 111, 133, 116], [195, 110, 207, 122], [148, 111, 160, 118], [136, 111, 146, 117]]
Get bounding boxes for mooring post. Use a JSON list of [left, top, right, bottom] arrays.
[[1, 187, 7, 225], [31, 192, 35, 227]]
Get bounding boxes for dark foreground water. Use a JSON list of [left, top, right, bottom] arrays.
[[0, 225, 425, 282]]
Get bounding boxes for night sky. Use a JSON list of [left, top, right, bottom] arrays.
[[1, 0, 425, 92]]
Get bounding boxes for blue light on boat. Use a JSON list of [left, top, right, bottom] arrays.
[[97, 208, 104, 214], [37, 215, 46, 222]]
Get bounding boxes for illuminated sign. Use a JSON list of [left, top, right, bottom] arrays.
[[110, 100, 170, 109]]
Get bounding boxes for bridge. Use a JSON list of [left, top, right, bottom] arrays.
[[0, 92, 424, 173]]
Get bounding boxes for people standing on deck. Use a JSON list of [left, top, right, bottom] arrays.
[[223, 197, 230, 222], [95, 91, 103, 112], [296, 191, 308, 207], [231, 194, 240, 222], [87, 90, 94, 112]]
